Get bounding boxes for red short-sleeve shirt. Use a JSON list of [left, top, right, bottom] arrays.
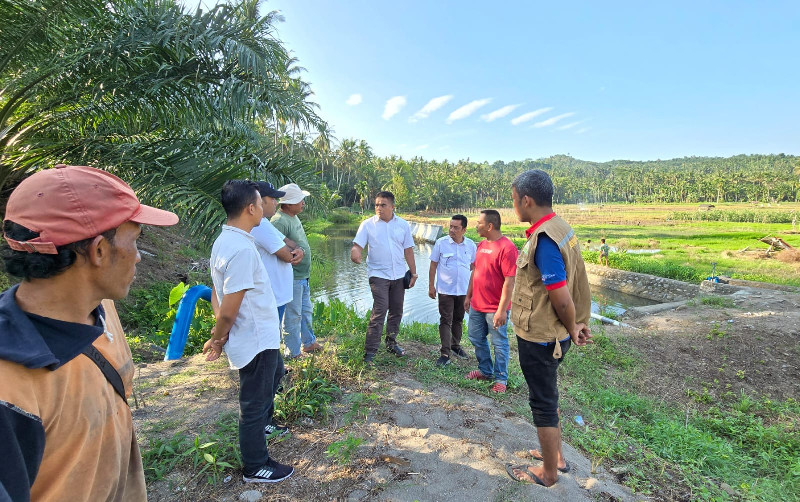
[[470, 236, 518, 312]]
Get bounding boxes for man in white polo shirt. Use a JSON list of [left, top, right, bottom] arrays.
[[428, 214, 477, 367], [202, 180, 293, 484], [350, 191, 417, 363]]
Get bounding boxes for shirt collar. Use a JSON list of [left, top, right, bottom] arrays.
[[222, 224, 255, 240], [525, 212, 556, 238], [372, 214, 396, 223]]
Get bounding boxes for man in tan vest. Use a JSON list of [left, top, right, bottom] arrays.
[[505, 169, 593, 487], [0, 165, 178, 500]]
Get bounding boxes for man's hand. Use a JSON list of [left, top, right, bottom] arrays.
[[428, 285, 436, 299], [408, 275, 417, 289], [493, 309, 508, 329], [203, 326, 228, 361], [464, 295, 471, 312], [290, 247, 304, 265], [350, 245, 362, 264], [570, 323, 593, 346]]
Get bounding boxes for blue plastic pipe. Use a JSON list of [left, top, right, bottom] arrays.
[[164, 285, 212, 360]]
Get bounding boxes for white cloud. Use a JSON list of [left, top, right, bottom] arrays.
[[382, 96, 407, 120], [557, 120, 586, 131], [511, 107, 553, 125], [481, 104, 521, 122], [346, 94, 362, 106], [534, 112, 576, 128], [415, 144, 429, 150], [446, 98, 492, 124], [409, 95, 453, 122], [576, 127, 591, 134], [439, 145, 450, 150]]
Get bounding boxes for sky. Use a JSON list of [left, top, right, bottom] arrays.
[[199, 0, 800, 163]]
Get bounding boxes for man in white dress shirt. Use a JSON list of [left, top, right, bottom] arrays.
[[428, 215, 477, 367], [350, 191, 417, 363]]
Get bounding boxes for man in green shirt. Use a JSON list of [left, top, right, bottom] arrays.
[[271, 183, 322, 358]]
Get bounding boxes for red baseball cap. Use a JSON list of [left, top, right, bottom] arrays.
[[3, 164, 179, 254]]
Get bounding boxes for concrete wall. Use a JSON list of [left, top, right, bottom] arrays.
[[585, 264, 699, 302], [408, 222, 442, 243]]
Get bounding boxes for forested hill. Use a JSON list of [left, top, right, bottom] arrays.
[[329, 151, 799, 211], [487, 153, 799, 206]]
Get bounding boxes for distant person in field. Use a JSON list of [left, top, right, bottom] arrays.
[[0, 164, 178, 500], [204, 180, 293, 484], [271, 183, 323, 358], [428, 214, 477, 367], [599, 238, 610, 266], [464, 209, 518, 393], [351, 191, 417, 363], [506, 169, 592, 488]]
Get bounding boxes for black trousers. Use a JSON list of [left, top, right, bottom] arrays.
[[438, 293, 466, 357]]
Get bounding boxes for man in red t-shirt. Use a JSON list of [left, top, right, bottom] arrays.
[[464, 209, 518, 393]]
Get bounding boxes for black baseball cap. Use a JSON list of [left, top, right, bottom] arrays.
[[257, 181, 286, 198]]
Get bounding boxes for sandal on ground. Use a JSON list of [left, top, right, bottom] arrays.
[[528, 449, 571, 473], [505, 464, 549, 486]]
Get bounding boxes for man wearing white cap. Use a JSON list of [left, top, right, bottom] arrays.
[[270, 183, 322, 358]]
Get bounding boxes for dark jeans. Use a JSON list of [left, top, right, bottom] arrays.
[[238, 348, 284, 473], [438, 293, 466, 357], [517, 335, 570, 428], [366, 276, 405, 354]]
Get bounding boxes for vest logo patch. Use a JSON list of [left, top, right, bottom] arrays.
[[568, 235, 578, 248]]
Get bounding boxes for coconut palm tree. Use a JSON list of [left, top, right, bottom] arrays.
[[0, 0, 325, 243]]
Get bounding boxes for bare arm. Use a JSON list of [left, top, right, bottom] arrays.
[[548, 286, 592, 346], [203, 289, 246, 361], [404, 247, 417, 288], [428, 260, 438, 299], [350, 243, 363, 264], [464, 269, 474, 312], [210, 284, 220, 317], [493, 275, 515, 328]]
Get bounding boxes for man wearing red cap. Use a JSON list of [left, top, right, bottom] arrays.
[[0, 165, 178, 501]]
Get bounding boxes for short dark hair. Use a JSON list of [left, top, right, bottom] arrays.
[[601, 238, 606, 243], [221, 180, 259, 218], [512, 169, 553, 207], [375, 191, 395, 205], [1, 221, 116, 280], [480, 209, 501, 230], [451, 214, 467, 228]]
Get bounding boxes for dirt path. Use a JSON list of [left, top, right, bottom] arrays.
[[134, 355, 642, 501]]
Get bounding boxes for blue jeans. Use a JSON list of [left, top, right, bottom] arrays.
[[467, 307, 509, 385], [284, 279, 316, 357], [238, 348, 284, 473]]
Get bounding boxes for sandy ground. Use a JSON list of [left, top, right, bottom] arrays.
[[134, 354, 643, 502]]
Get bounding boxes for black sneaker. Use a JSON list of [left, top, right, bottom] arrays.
[[243, 458, 294, 483], [264, 423, 290, 439], [435, 356, 451, 368], [363, 353, 376, 364], [452, 347, 470, 359], [386, 345, 406, 357]]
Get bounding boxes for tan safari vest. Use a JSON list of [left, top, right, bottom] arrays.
[[510, 215, 591, 356]]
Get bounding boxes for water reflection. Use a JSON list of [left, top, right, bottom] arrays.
[[312, 224, 654, 324]]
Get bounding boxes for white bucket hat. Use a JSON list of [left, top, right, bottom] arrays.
[[278, 183, 310, 204]]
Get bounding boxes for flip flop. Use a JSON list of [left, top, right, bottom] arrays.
[[506, 463, 547, 486], [528, 450, 571, 473]]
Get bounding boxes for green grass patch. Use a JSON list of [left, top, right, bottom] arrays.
[[559, 332, 800, 500], [142, 412, 240, 485]]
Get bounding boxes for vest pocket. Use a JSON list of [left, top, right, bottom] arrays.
[[511, 287, 534, 331]]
